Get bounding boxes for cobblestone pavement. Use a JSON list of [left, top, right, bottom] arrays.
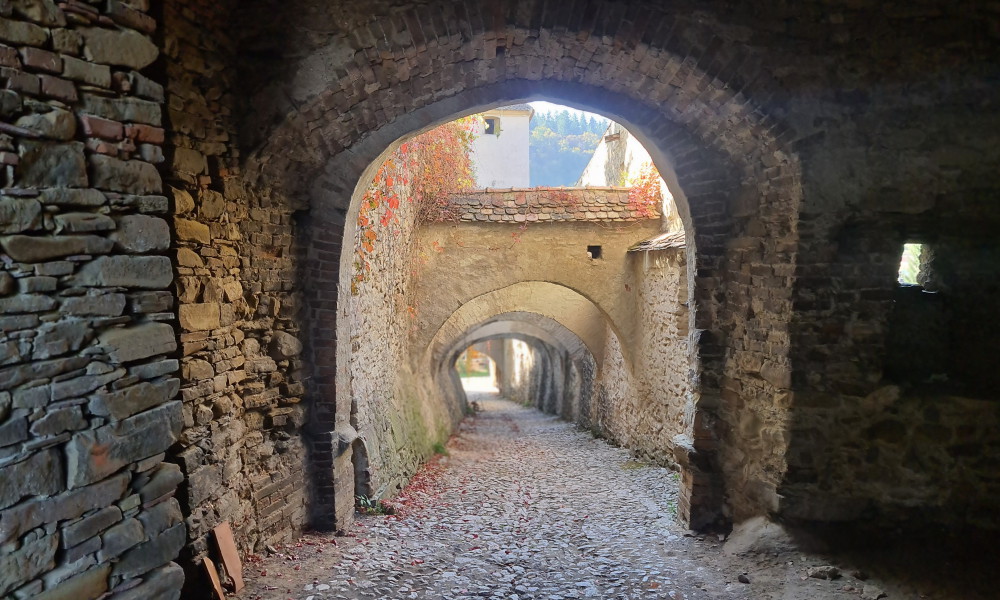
[[243, 392, 978, 600], [245, 393, 749, 599]]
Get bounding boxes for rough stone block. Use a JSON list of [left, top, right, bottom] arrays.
[[174, 217, 210, 243], [0, 196, 41, 233], [19, 46, 61, 73], [111, 214, 169, 252], [0, 16, 47, 46], [60, 292, 127, 316], [172, 147, 206, 176], [17, 141, 88, 187], [0, 293, 58, 316], [15, 106, 75, 140], [97, 517, 143, 560], [0, 533, 59, 595], [32, 320, 90, 359], [80, 93, 160, 126], [178, 303, 220, 331], [39, 188, 106, 207], [54, 212, 115, 233], [171, 186, 194, 214], [30, 405, 85, 437], [62, 54, 111, 88], [270, 331, 303, 359], [89, 154, 162, 195], [137, 498, 181, 537], [0, 415, 27, 446], [62, 505, 121, 548], [33, 565, 110, 600], [10, 0, 67, 27], [175, 247, 203, 267], [137, 462, 183, 503], [66, 401, 182, 488], [72, 255, 173, 288], [98, 322, 176, 364], [0, 234, 113, 262], [111, 524, 185, 580], [89, 378, 179, 421], [79, 27, 157, 70], [0, 448, 63, 509], [187, 463, 222, 506], [38, 74, 77, 103], [109, 562, 183, 600], [0, 473, 127, 543]]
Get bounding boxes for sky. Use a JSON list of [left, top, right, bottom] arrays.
[[529, 101, 608, 123]]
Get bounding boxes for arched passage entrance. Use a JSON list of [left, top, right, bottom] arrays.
[[230, 0, 804, 536]]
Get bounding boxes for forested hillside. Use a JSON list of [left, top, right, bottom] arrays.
[[529, 110, 607, 186]]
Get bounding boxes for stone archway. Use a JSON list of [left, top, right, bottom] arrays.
[[171, 0, 806, 552]]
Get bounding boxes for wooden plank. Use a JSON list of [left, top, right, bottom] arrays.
[[202, 557, 226, 599], [212, 521, 245, 592]]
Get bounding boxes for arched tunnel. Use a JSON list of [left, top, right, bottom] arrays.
[[2, 1, 999, 598]]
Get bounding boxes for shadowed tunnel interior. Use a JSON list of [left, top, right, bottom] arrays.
[[0, 1, 998, 599]]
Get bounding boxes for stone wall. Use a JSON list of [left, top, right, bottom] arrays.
[[782, 386, 1000, 527], [339, 157, 460, 506], [0, 1, 185, 598], [595, 247, 690, 467], [163, 1, 309, 590]]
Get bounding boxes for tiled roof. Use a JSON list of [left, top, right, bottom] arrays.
[[441, 187, 660, 223], [628, 230, 686, 251]]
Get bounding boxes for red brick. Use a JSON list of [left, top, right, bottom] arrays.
[[38, 74, 77, 103], [125, 123, 165, 144], [80, 114, 124, 140], [0, 45, 20, 68], [19, 48, 62, 74]]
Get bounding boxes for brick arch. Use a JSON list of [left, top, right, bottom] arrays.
[[241, 1, 805, 528]]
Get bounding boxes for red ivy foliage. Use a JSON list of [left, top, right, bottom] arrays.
[[627, 161, 663, 219], [352, 118, 477, 294]]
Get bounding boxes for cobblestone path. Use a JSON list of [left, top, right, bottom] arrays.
[[244, 393, 749, 600]]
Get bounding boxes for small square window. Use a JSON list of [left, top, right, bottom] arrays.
[[898, 242, 926, 286], [484, 117, 499, 135], [587, 245, 602, 259]]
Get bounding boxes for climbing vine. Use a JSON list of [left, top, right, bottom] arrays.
[[351, 117, 477, 294], [626, 161, 663, 219]]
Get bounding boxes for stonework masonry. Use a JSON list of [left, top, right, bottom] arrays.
[[1, 2, 999, 599], [0, 1, 183, 598]]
